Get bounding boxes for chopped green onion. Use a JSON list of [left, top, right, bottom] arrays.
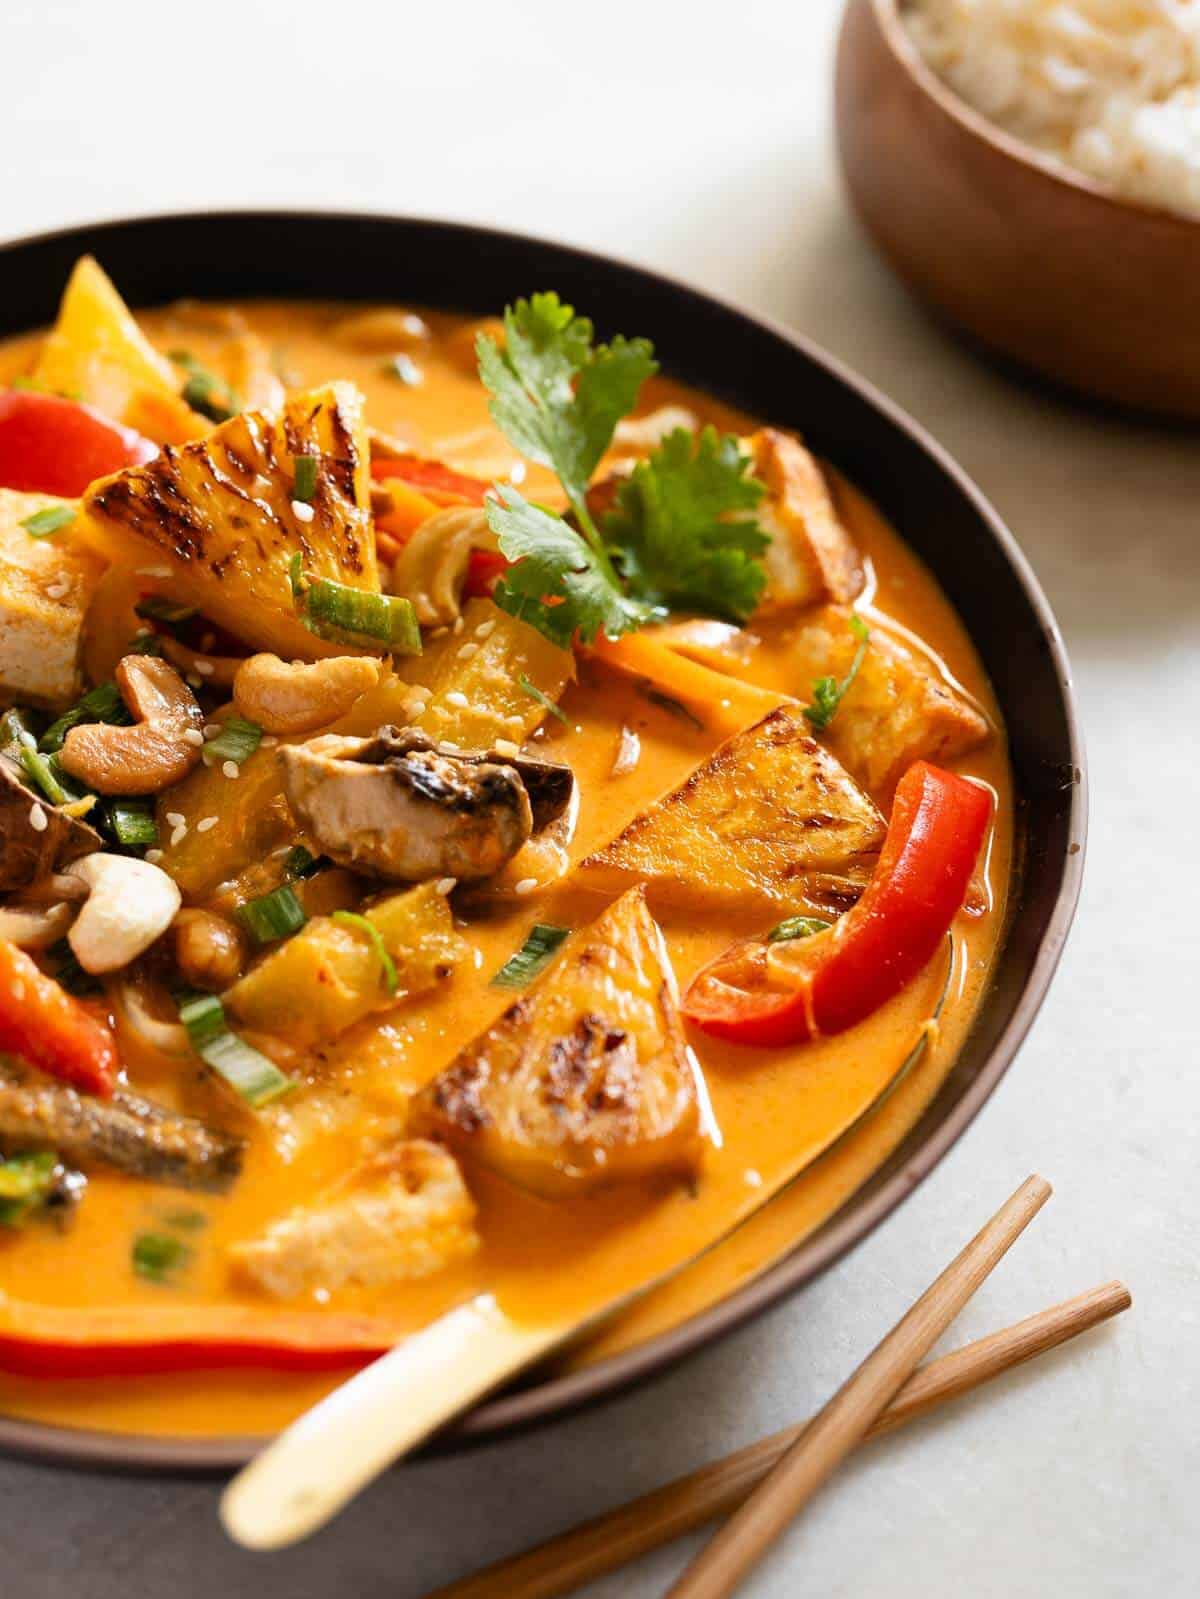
[[237, 884, 307, 946], [282, 845, 320, 880], [307, 581, 421, 652], [135, 596, 198, 626], [20, 747, 83, 805], [0, 706, 40, 754], [767, 916, 832, 944], [203, 716, 262, 767], [517, 675, 568, 725], [0, 1152, 59, 1226], [292, 453, 319, 502], [20, 504, 76, 538], [127, 631, 165, 657], [331, 911, 398, 994], [381, 354, 422, 386], [40, 680, 130, 752], [172, 352, 240, 423], [178, 991, 294, 1108], [491, 924, 570, 989], [132, 1231, 191, 1284], [106, 799, 158, 849], [157, 1208, 208, 1232], [804, 614, 871, 733]]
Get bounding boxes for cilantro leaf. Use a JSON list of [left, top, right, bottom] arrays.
[[602, 427, 769, 623], [489, 487, 650, 648], [803, 614, 871, 732], [477, 294, 657, 519]]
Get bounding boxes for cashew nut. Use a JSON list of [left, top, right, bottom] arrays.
[[0, 901, 75, 950], [65, 853, 182, 974], [59, 655, 204, 795], [173, 908, 247, 992], [232, 653, 382, 735], [390, 507, 498, 627]]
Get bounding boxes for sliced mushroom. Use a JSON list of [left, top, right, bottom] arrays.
[[59, 655, 204, 795], [65, 853, 182, 974], [280, 726, 575, 884], [0, 755, 102, 893]]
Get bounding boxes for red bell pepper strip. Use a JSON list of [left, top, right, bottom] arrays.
[[462, 547, 511, 597], [0, 1299, 407, 1376], [683, 761, 991, 1048], [371, 453, 491, 507], [0, 389, 157, 497], [0, 939, 117, 1096]]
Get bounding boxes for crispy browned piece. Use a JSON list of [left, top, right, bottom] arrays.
[[789, 605, 991, 799], [578, 706, 885, 920], [747, 429, 864, 614], [0, 489, 104, 709], [411, 886, 704, 1197], [77, 384, 378, 660], [231, 1141, 478, 1299]]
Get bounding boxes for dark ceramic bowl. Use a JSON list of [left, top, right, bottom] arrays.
[[0, 212, 1085, 1471]]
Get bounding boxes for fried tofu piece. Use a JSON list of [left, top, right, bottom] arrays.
[[0, 490, 104, 708], [578, 706, 885, 919], [747, 429, 864, 614], [30, 256, 204, 444], [231, 1141, 478, 1300], [790, 606, 990, 799], [411, 886, 704, 1196], [77, 384, 379, 661]]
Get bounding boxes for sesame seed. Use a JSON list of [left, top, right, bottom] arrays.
[[475, 619, 496, 639], [164, 811, 185, 827], [194, 659, 214, 677], [452, 615, 464, 634], [136, 565, 172, 579], [204, 724, 222, 739], [436, 877, 457, 895], [445, 691, 469, 708], [196, 816, 218, 833], [28, 804, 47, 833], [222, 760, 239, 779], [45, 579, 70, 600], [493, 738, 520, 757], [472, 947, 484, 969], [133, 626, 152, 639], [514, 877, 538, 896], [144, 848, 164, 864], [261, 735, 278, 747], [182, 728, 204, 747], [170, 824, 187, 847], [428, 626, 448, 641], [457, 642, 478, 659], [292, 500, 315, 523], [744, 1169, 763, 1188]]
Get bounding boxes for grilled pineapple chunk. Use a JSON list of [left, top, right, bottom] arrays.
[[226, 881, 466, 1048], [748, 429, 863, 614], [578, 706, 885, 919], [232, 1141, 478, 1300], [411, 886, 704, 1196], [78, 384, 379, 660], [30, 256, 203, 444], [787, 606, 990, 799], [0, 490, 104, 708], [407, 597, 574, 750]]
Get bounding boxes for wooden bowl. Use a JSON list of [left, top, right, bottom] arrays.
[[0, 211, 1084, 1471], [836, 0, 1200, 419]]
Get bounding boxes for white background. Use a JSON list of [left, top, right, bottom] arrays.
[[2, 2, 1197, 1594]]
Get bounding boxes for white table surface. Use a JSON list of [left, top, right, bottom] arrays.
[[2, 1, 1196, 1594]]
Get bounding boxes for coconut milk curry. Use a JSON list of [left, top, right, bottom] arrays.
[[0, 261, 1010, 1439]]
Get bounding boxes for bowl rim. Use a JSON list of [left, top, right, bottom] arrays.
[[0, 208, 1087, 1473], [872, 0, 1200, 230]]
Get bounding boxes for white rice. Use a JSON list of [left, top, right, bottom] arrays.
[[904, 1, 1200, 217]]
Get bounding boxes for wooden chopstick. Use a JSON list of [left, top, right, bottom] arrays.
[[425, 1278, 1129, 1599], [665, 1173, 1052, 1598]]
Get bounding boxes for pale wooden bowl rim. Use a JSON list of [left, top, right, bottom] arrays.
[[876, 0, 1200, 231]]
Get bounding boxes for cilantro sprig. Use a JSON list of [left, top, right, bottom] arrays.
[[804, 614, 871, 732], [476, 294, 769, 648]]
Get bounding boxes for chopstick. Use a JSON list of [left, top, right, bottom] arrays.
[[665, 1173, 1052, 1598], [425, 1278, 1129, 1599]]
